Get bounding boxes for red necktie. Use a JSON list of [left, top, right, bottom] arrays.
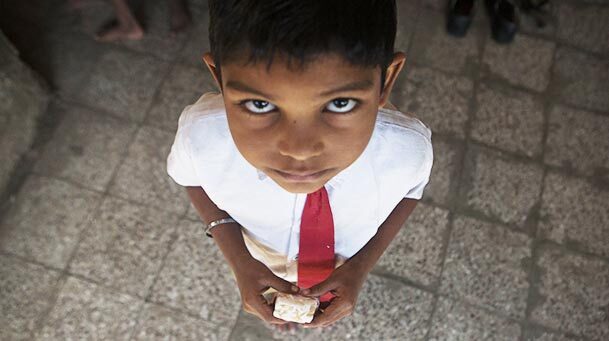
[[298, 186, 336, 302]]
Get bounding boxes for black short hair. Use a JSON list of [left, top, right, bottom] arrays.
[[208, 0, 397, 88]]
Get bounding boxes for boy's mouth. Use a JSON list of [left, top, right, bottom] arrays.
[[272, 168, 331, 183]]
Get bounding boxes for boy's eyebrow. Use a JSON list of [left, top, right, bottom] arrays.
[[319, 79, 374, 97], [225, 81, 276, 100]]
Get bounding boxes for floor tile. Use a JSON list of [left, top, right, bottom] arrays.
[[481, 34, 555, 92], [78, 49, 170, 122], [37, 276, 143, 340], [376, 203, 450, 287], [132, 303, 232, 341], [551, 46, 609, 112], [150, 219, 241, 325], [109, 125, 190, 214], [440, 215, 531, 318], [460, 145, 544, 229], [427, 297, 522, 340], [410, 8, 483, 75], [392, 65, 474, 138], [529, 244, 609, 340], [0, 176, 102, 268], [69, 196, 179, 298], [471, 82, 545, 158], [34, 104, 137, 192], [423, 137, 462, 206], [539, 171, 609, 258], [556, 1, 609, 55], [0, 256, 62, 341], [544, 105, 609, 182]]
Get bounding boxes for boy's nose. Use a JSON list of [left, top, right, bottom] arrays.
[[277, 124, 324, 161]]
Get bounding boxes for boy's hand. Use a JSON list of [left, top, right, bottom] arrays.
[[299, 260, 369, 328], [233, 257, 300, 324]]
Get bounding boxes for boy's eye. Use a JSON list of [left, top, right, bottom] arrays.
[[243, 100, 276, 114], [326, 98, 358, 113]]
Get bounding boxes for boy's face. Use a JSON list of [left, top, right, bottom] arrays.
[[203, 52, 404, 194]]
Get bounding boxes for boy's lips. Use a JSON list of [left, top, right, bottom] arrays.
[[273, 168, 331, 182]]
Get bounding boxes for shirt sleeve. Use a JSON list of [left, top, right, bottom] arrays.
[[166, 124, 201, 187], [404, 138, 434, 200]]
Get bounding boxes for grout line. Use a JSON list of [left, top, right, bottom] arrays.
[[423, 18, 487, 340]]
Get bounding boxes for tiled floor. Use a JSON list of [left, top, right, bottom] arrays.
[[1, 0, 608, 340]]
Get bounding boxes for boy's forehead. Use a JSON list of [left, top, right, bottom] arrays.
[[220, 53, 380, 98]]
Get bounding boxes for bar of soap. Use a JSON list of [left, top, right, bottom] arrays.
[[273, 293, 319, 324]]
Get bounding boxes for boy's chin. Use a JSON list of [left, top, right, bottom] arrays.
[[274, 179, 328, 194]]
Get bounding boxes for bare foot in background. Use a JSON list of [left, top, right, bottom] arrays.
[[95, 21, 144, 42], [95, 0, 144, 42]]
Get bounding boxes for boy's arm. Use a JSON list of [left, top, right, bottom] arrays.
[[302, 197, 418, 328], [185, 186, 299, 324]]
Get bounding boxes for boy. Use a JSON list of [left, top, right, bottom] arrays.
[[167, 0, 433, 329]]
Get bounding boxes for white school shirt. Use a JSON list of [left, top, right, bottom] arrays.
[[167, 92, 433, 261]]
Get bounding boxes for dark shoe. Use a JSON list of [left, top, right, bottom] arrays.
[[447, 0, 475, 37], [486, 0, 518, 43]]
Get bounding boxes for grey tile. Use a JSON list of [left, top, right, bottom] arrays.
[[228, 311, 277, 341], [177, 21, 211, 67], [518, 1, 557, 39], [522, 327, 583, 341], [145, 64, 217, 132], [440, 216, 532, 318], [109, 125, 190, 214], [392, 66, 474, 138], [78, 49, 169, 122], [410, 8, 483, 75], [556, 1, 609, 55], [150, 220, 241, 325], [0, 256, 62, 341], [376, 203, 450, 287], [538, 172, 609, 259], [0, 176, 102, 268], [132, 303, 232, 341], [471, 82, 545, 158], [428, 297, 522, 341], [34, 104, 137, 192], [481, 34, 555, 92], [423, 137, 462, 206], [37, 276, 142, 340], [530, 244, 609, 340], [146, 87, 201, 132], [395, 0, 421, 52], [551, 47, 609, 112], [69, 196, 179, 298], [460, 146, 544, 229], [26, 30, 108, 97], [544, 105, 609, 181], [163, 63, 217, 92], [186, 201, 201, 221]]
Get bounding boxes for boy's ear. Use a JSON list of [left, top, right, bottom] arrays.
[[379, 52, 406, 108], [202, 53, 223, 92]]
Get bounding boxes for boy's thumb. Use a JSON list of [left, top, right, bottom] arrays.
[[270, 276, 299, 294]]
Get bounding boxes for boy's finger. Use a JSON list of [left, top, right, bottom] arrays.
[[303, 301, 343, 328], [267, 275, 299, 294], [252, 299, 288, 325], [300, 279, 336, 297]]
